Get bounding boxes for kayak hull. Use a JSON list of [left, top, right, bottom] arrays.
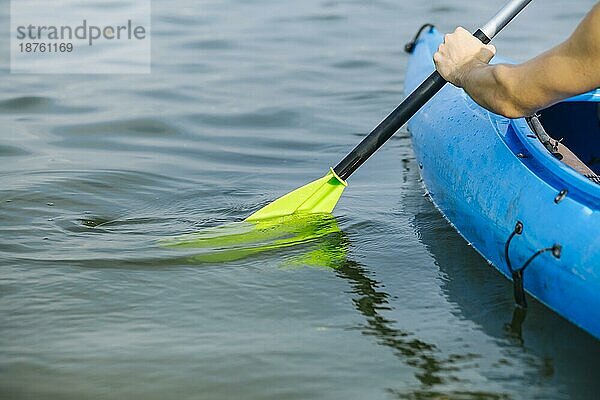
[[405, 28, 600, 339]]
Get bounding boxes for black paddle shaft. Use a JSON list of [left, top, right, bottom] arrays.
[[333, 0, 533, 180], [333, 29, 491, 181], [333, 69, 446, 180]]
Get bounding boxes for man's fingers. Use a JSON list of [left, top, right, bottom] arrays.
[[486, 44, 497, 55]]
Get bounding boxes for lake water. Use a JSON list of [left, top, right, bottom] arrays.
[[2, 0, 599, 399]]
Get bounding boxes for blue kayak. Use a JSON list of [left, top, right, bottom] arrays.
[[404, 28, 600, 339]]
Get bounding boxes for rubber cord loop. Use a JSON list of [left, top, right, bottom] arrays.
[[504, 221, 562, 308], [404, 23, 435, 54]]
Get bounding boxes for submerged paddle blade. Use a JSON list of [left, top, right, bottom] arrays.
[[162, 212, 347, 266], [245, 168, 347, 221]]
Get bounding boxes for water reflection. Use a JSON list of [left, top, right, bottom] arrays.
[[335, 258, 517, 399], [166, 204, 600, 399], [336, 261, 442, 385], [408, 193, 600, 399], [169, 212, 513, 397]]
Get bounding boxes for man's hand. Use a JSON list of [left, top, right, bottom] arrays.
[[433, 27, 496, 88], [429, 5, 599, 119]]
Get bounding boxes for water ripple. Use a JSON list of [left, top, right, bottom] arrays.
[[0, 96, 95, 114]]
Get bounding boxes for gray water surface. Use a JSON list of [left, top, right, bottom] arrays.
[[2, 1, 600, 399]]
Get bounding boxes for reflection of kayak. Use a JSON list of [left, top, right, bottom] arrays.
[[404, 27, 600, 339]]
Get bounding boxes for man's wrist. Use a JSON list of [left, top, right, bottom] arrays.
[[455, 59, 489, 89]]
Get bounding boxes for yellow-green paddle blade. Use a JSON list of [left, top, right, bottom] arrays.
[[245, 167, 347, 221], [162, 212, 346, 266]]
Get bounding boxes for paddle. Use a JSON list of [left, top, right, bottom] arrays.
[[246, 0, 532, 221]]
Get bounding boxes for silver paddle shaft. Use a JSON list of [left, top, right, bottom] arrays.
[[481, 0, 533, 40]]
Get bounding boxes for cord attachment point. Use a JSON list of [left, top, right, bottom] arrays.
[[504, 221, 562, 308]]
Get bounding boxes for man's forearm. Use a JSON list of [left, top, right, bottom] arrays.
[[434, 4, 600, 119], [460, 62, 532, 119]]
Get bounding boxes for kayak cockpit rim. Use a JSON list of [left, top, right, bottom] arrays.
[[507, 109, 600, 207]]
